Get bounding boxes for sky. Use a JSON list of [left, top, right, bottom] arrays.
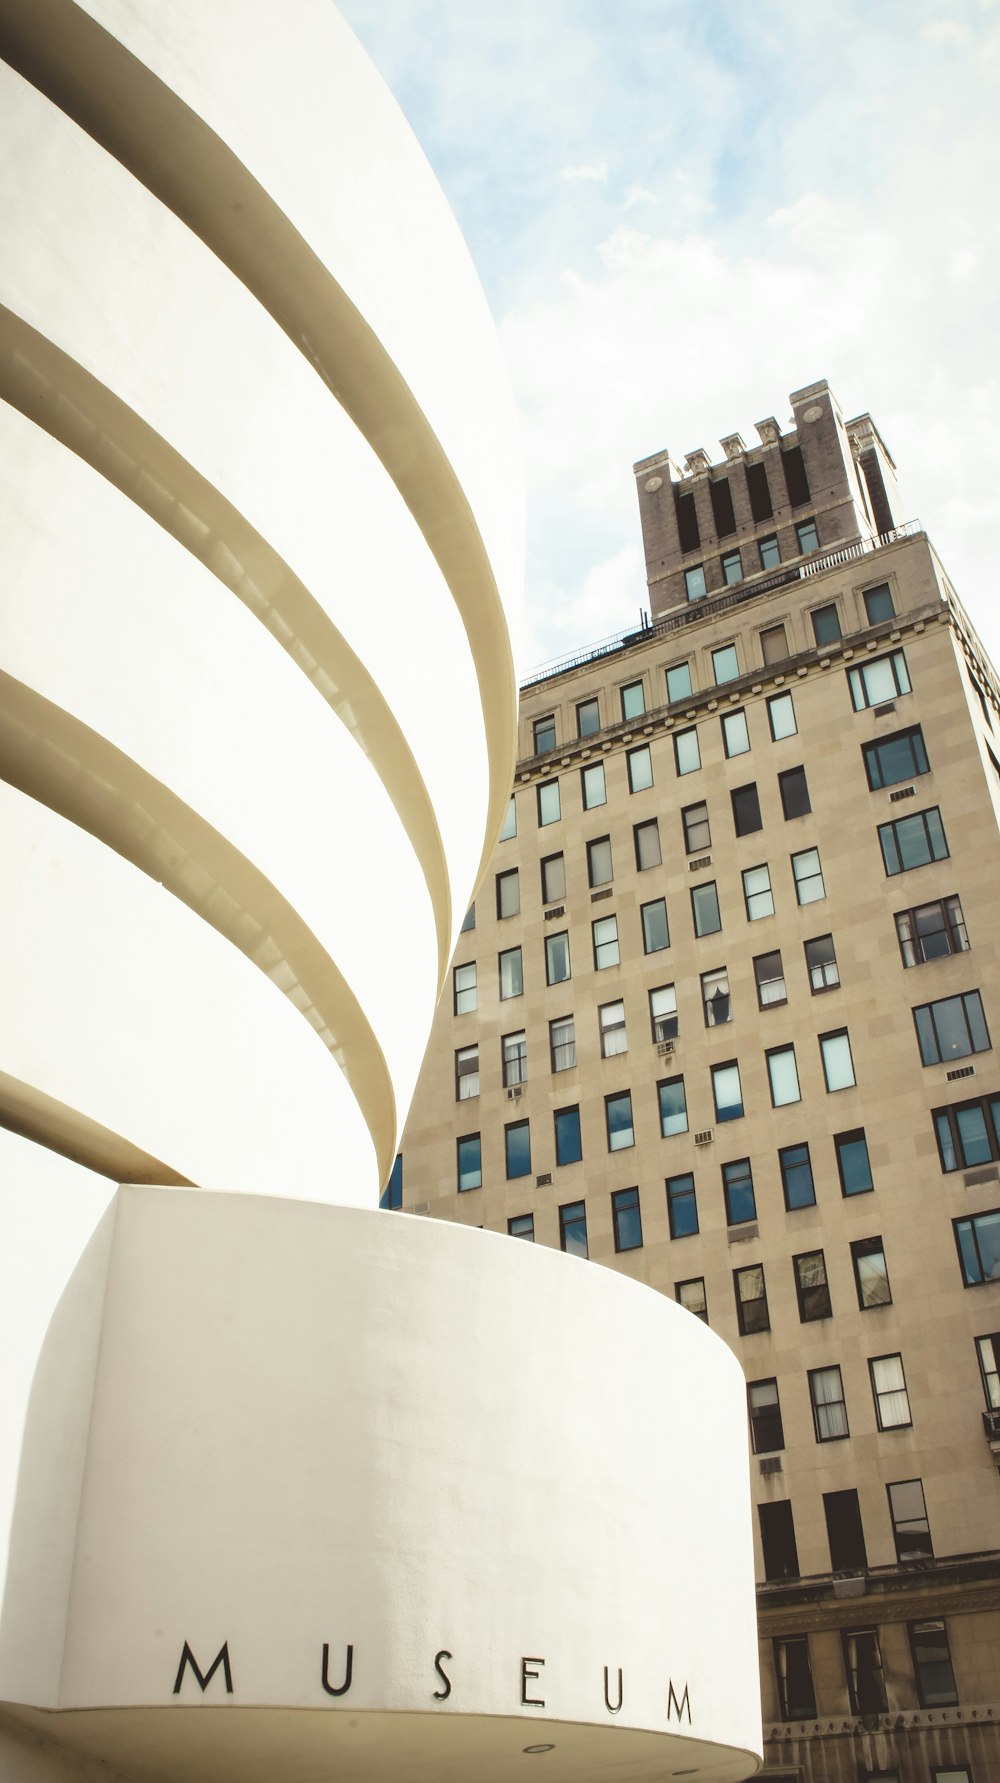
[[338, 0, 1000, 678]]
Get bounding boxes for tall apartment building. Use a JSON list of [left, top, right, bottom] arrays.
[[396, 380, 1000, 1783]]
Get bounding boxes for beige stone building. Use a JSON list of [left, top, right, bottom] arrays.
[[394, 381, 1000, 1782]]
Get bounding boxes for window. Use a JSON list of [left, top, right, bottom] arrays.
[[674, 727, 701, 775], [682, 800, 711, 853], [454, 961, 477, 1014], [667, 1171, 698, 1236], [810, 1366, 849, 1441], [691, 881, 722, 937], [734, 1264, 769, 1334], [774, 1637, 816, 1720], [862, 725, 930, 790], [605, 1090, 634, 1152], [576, 697, 600, 738], [791, 846, 825, 904], [722, 1155, 755, 1223], [878, 805, 949, 875], [650, 984, 678, 1042], [533, 715, 556, 754], [820, 1029, 856, 1091], [599, 999, 627, 1058], [779, 766, 811, 819], [955, 1209, 1000, 1285], [502, 1030, 527, 1087], [581, 762, 606, 809], [760, 622, 788, 666], [935, 1096, 1000, 1172], [541, 852, 566, 904], [641, 898, 670, 953], [537, 779, 561, 826], [805, 933, 839, 991], [559, 1200, 588, 1258], [755, 950, 786, 1008], [499, 796, 517, 841], [554, 1104, 582, 1165], [712, 644, 740, 685], [500, 946, 524, 999], [505, 1120, 531, 1180], [456, 1045, 480, 1100], [612, 1186, 642, 1252], [909, 1620, 958, 1708], [701, 966, 732, 1027], [852, 1236, 892, 1309], [508, 1213, 534, 1241], [545, 931, 570, 986], [797, 518, 820, 556], [888, 1478, 933, 1560], [587, 835, 613, 887], [721, 548, 743, 586], [780, 1142, 816, 1210], [896, 895, 968, 966], [914, 989, 990, 1066], [748, 1378, 784, 1453], [767, 1045, 801, 1107], [592, 915, 619, 971], [767, 689, 797, 739], [460, 903, 476, 933], [658, 1076, 688, 1138], [976, 1333, 1000, 1409], [731, 782, 763, 835], [842, 1629, 887, 1714], [666, 661, 692, 703], [848, 648, 911, 710], [722, 708, 750, 757], [549, 1016, 575, 1073], [824, 1488, 867, 1570], [870, 1353, 911, 1430], [759, 1501, 799, 1581], [380, 1153, 403, 1210], [863, 582, 895, 625], [742, 863, 774, 922], [810, 601, 841, 646], [496, 868, 520, 919], [676, 1276, 708, 1320], [620, 680, 645, 721], [930, 1771, 972, 1783], [634, 819, 662, 870], [627, 745, 653, 793], [457, 1134, 482, 1192], [835, 1129, 873, 1196], [713, 1062, 744, 1124], [759, 534, 780, 570], [684, 564, 706, 601]]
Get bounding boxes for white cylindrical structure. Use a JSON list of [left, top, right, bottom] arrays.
[[0, 1188, 761, 1782]]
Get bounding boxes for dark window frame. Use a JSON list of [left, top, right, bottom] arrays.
[[862, 724, 930, 791], [878, 804, 949, 877], [612, 1185, 643, 1252], [780, 1142, 816, 1211], [794, 1249, 832, 1322], [913, 988, 990, 1067], [852, 1236, 892, 1310], [895, 894, 968, 967], [734, 1262, 770, 1335], [504, 1118, 532, 1181], [666, 1170, 698, 1237], [779, 765, 812, 820], [553, 1104, 582, 1166]]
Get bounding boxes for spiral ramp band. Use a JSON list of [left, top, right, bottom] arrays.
[[0, 0, 521, 1199]]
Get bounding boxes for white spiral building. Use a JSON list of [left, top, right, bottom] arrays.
[[0, 5, 761, 1779]]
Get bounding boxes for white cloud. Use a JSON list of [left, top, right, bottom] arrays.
[[558, 161, 609, 184]]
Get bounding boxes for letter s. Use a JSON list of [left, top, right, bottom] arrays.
[[433, 1649, 453, 1701]]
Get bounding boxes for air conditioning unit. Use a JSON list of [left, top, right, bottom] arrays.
[[694, 1128, 714, 1146], [657, 1040, 676, 1057], [506, 1085, 524, 1100], [758, 1456, 782, 1476], [535, 1172, 552, 1188]]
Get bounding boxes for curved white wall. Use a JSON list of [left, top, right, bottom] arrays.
[[0, 1190, 761, 1782], [0, 0, 522, 1199]]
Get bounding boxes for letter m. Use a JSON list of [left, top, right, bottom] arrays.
[[173, 1640, 234, 1695], [667, 1678, 691, 1723]]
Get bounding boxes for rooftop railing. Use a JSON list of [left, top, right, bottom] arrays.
[[521, 520, 923, 688]]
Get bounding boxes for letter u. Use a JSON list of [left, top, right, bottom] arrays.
[[603, 1664, 623, 1714], [321, 1642, 354, 1697]]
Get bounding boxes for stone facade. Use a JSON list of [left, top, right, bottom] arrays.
[[398, 387, 1000, 1783]]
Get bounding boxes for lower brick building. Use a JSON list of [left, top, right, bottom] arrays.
[[394, 383, 1000, 1782]]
